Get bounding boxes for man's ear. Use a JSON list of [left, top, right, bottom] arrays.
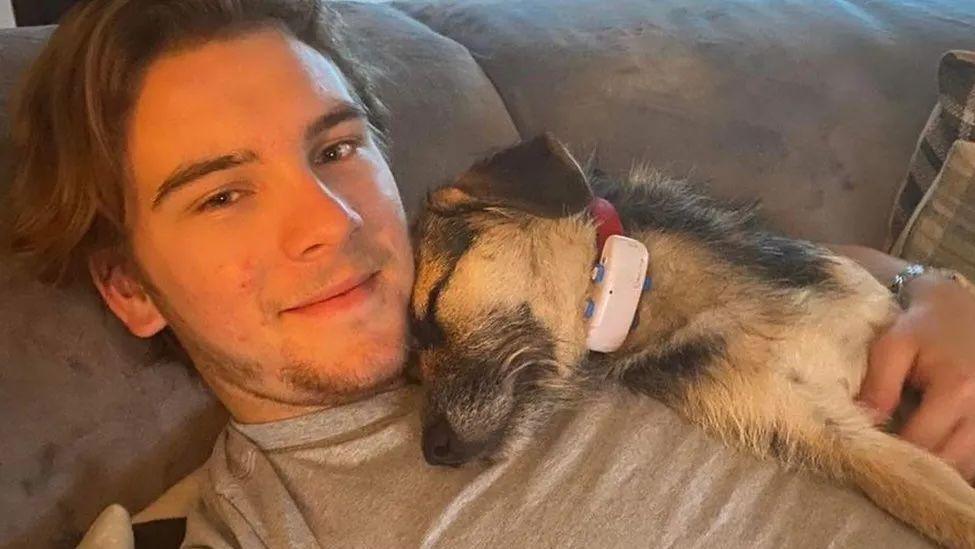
[[434, 133, 593, 218], [88, 250, 168, 338]]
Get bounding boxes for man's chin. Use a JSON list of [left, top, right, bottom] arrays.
[[278, 343, 408, 404]]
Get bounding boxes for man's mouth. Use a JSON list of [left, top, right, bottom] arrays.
[[282, 271, 381, 318]]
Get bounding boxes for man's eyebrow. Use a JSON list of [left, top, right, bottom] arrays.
[[150, 103, 365, 211], [304, 102, 368, 143], [152, 150, 258, 211]]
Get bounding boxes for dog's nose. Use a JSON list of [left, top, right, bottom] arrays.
[[422, 418, 468, 467]]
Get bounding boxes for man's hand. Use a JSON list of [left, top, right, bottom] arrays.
[[858, 273, 975, 481], [824, 244, 975, 480]]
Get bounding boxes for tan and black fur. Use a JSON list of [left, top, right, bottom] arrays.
[[410, 134, 975, 548]]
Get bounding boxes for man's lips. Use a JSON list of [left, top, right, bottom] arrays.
[[282, 271, 380, 317]]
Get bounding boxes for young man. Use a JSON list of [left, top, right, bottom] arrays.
[[7, 0, 975, 546]]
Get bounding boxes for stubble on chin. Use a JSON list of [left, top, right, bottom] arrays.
[[279, 341, 408, 405]]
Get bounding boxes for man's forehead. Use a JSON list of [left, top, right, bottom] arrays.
[[133, 29, 355, 135], [126, 28, 356, 198]]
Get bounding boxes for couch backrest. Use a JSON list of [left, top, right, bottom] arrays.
[[398, 0, 975, 246]]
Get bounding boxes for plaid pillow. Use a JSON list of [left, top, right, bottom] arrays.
[[888, 50, 975, 249], [891, 139, 975, 281]]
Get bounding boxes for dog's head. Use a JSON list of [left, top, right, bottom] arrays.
[[411, 134, 598, 466]]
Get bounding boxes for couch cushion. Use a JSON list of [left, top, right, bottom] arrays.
[[0, 26, 53, 182], [892, 139, 975, 280], [0, 2, 518, 547], [396, 0, 975, 247], [889, 50, 975, 246], [0, 270, 228, 548]]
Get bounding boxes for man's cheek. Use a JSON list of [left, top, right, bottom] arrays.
[[228, 258, 262, 295], [186, 259, 267, 322]]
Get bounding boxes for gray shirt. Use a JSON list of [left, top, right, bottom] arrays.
[[182, 385, 931, 548]]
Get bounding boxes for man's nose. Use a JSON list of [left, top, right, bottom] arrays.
[[281, 175, 363, 261], [422, 417, 473, 467]]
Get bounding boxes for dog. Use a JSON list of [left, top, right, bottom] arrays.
[[409, 133, 975, 548]]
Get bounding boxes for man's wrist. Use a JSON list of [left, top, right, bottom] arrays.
[[823, 244, 909, 287], [897, 266, 973, 307], [821, 244, 973, 304]]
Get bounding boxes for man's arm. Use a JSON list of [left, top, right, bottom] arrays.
[[825, 243, 975, 481], [825, 244, 910, 284]]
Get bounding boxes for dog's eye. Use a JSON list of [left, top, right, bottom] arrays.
[[411, 316, 446, 349]]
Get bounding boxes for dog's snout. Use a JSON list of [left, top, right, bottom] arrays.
[[422, 418, 470, 467]]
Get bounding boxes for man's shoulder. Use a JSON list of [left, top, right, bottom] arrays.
[[180, 427, 263, 548]]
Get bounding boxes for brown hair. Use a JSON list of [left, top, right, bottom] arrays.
[[3, 0, 388, 284]]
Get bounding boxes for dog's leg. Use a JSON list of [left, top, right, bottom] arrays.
[[679, 376, 975, 549], [806, 399, 975, 549]]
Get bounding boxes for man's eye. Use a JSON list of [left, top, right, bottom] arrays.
[[315, 140, 360, 165], [197, 190, 244, 212]]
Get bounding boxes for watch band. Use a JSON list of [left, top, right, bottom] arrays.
[[888, 264, 927, 297]]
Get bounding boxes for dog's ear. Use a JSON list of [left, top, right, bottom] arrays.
[[431, 133, 593, 218]]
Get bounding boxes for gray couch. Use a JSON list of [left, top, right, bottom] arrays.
[[2, 0, 974, 547]]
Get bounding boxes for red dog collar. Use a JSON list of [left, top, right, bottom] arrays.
[[589, 197, 625, 250]]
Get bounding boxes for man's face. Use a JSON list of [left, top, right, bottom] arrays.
[[122, 29, 413, 410]]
